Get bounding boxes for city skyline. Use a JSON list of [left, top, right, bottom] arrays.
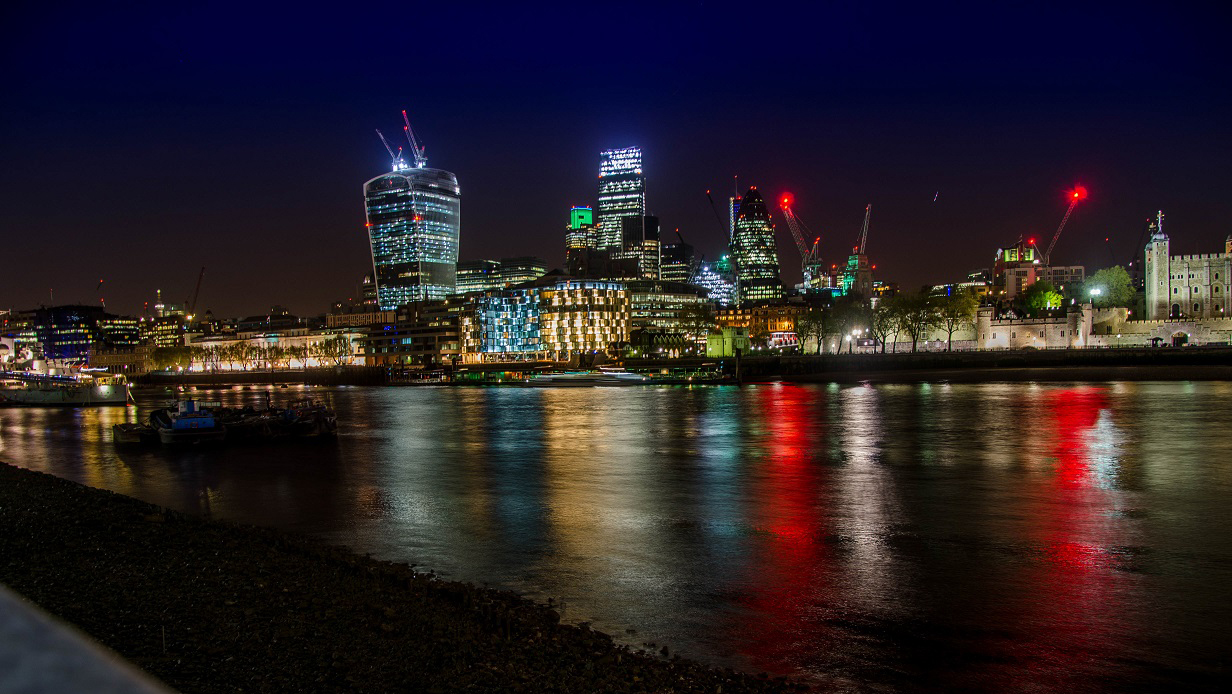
[[3, 3, 1230, 317]]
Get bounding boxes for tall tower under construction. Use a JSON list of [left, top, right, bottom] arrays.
[[730, 187, 784, 303], [596, 147, 645, 252], [364, 113, 460, 309]]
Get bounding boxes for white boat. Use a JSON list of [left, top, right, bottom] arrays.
[[0, 369, 131, 407], [525, 369, 650, 387]]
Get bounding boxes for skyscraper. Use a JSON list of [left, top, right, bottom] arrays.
[[730, 187, 784, 303], [620, 215, 661, 280], [596, 148, 645, 251], [364, 138, 460, 309], [565, 206, 597, 265]]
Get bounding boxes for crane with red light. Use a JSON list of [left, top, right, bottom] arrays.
[[1041, 185, 1087, 266], [778, 193, 825, 288], [401, 110, 427, 168], [855, 204, 871, 255]]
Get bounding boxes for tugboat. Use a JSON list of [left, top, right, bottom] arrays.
[[148, 399, 226, 445]]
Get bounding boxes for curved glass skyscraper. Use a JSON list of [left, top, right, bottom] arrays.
[[364, 166, 460, 309], [730, 187, 784, 303]]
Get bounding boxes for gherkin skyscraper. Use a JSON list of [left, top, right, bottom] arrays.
[[730, 187, 784, 303]]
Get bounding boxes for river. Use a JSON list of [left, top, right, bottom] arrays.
[[2, 381, 1230, 691]]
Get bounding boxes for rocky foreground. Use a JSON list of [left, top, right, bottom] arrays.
[[0, 462, 806, 693]]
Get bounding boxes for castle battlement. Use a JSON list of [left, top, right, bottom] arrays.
[[1172, 253, 1230, 261]]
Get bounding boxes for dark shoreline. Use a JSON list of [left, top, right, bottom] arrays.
[[0, 462, 804, 693]]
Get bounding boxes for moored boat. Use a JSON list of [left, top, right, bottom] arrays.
[[149, 399, 226, 445], [0, 369, 131, 407], [525, 369, 650, 386]]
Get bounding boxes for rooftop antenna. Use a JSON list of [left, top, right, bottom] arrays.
[[402, 110, 427, 168]]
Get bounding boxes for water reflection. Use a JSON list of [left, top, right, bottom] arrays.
[[3, 381, 1230, 691]]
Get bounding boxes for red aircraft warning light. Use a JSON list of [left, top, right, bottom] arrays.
[[779, 192, 794, 209], [1071, 185, 1088, 201]]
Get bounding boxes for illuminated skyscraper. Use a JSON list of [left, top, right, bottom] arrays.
[[364, 141, 460, 309], [730, 187, 784, 303], [596, 148, 645, 251], [565, 206, 597, 265]]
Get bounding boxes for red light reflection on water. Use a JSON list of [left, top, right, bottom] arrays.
[[1021, 386, 1126, 688], [729, 384, 830, 675]]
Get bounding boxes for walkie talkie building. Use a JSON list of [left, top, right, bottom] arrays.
[[364, 165, 461, 309]]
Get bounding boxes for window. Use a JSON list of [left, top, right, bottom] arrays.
[[1039, 331, 1045, 337], [1011, 332, 1016, 338], [1174, 288, 1179, 294], [1195, 303, 1200, 312], [992, 333, 997, 339]]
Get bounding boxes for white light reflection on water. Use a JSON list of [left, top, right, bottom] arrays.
[[3, 381, 1231, 692]]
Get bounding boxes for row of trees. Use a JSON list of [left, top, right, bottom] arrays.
[[149, 336, 355, 372], [793, 291, 980, 354]]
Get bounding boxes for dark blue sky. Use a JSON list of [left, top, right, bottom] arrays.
[[3, 1, 1229, 317]]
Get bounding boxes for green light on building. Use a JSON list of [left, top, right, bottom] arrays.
[[570, 206, 594, 230]]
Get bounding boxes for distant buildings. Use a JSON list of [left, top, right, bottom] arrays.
[[991, 237, 1084, 299], [659, 239, 697, 284], [691, 255, 737, 306], [729, 188, 784, 303], [1144, 212, 1232, 319], [364, 160, 461, 308], [1, 305, 142, 362], [596, 148, 645, 252], [620, 215, 661, 279], [455, 257, 548, 294]]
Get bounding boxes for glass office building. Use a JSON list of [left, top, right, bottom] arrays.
[[730, 188, 784, 303], [364, 166, 461, 309], [596, 148, 645, 251]]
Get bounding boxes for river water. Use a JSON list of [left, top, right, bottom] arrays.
[[2, 381, 1230, 691]]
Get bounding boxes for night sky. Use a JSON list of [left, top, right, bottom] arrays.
[[3, 2, 1229, 318]]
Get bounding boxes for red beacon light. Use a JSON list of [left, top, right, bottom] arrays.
[[1071, 185, 1088, 201], [779, 192, 794, 209]]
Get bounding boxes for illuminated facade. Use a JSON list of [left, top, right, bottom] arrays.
[[660, 240, 697, 284], [596, 148, 645, 251], [692, 255, 737, 306], [1144, 212, 1232, 319], [620, 215, 661, 279], [456, 260, 502, 294], [730, 188, 784, 303], [565, 206, 598, 264], [364, 166, 461, 308], [625, 280, 711, 332], [461, 279, 630, 360], [992, 237, 1084, 299]]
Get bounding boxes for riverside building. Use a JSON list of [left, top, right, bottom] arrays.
[[596, 148, 645, 252], [1143, 211, 1232, 319], [364, 139, 461, 308], [460, 277, 630, 361]]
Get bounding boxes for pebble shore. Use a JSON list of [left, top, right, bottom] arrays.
[[0, 462, 806, 693]]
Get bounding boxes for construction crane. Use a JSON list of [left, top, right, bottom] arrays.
[[1042, 185, 1088, 266], [187, 267, 206, 323], [855, 204, 871, 255], [778, 193, 824, 287], [401, 110, 427, 168], [375, 129, 404, 169]]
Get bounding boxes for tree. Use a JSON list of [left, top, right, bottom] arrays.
[[895, 291, 939, 353], [1020, 280, 1063, 317], [867, 300, 897, 354], [831, 296, 869, 353], [747, 320, 771, 350], [936, 291, 979, 351], [316, 335, 354, 367], [1084, 266, 1134, 308], [795, 306, 829, 355], [264, 344, 290, 370], [286, 344, 308, 368], [678, 303, 717, 353]]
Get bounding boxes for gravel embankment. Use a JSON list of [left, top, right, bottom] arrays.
[[0, 462, 806, 693]]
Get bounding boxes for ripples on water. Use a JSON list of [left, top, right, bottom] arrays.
[[3, 381, 1231, 691]]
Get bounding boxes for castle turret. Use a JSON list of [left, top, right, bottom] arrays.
[[1144, 211, 1170, 320]]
